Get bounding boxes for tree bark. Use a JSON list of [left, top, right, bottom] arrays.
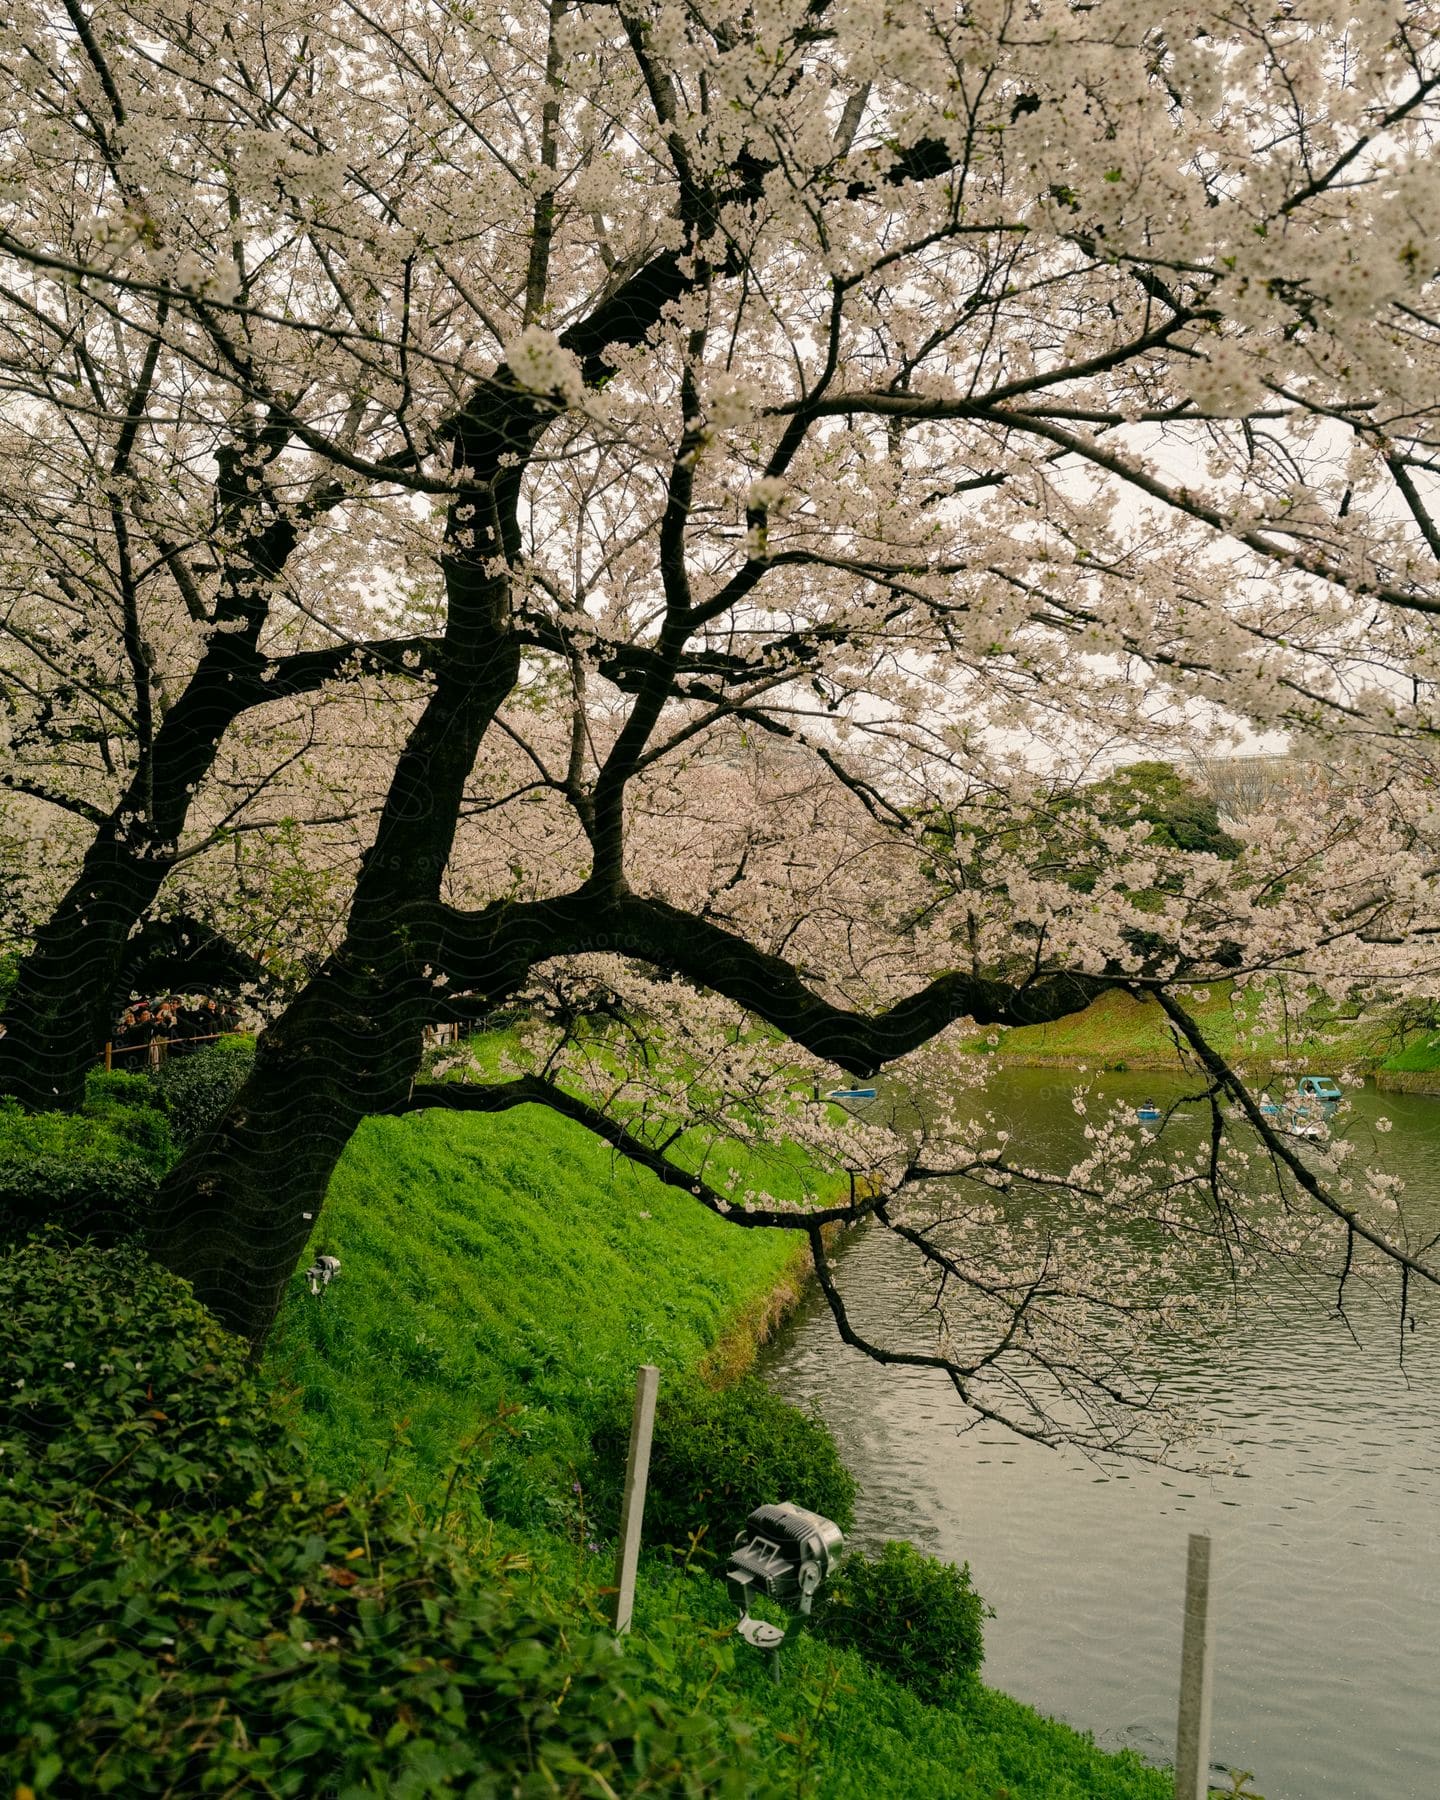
[[0, 643, 275, 1109], [0, 610, 430, 1111], [149, 575, 521, 1345], [0, 835, 171, 1110]]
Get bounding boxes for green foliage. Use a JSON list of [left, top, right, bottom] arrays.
[[266, 1105, 806, 1517], [0, 1151, 159, 1251], [1081, 760, 1240, 860], [0, 1234, 293, 1508], [812, 1539, 991, 1702], [84, 1066, 160, 1111], [637, 1567, 1172, 1800], [0, 946, 19, 1007], [149, 1036, 255, 1143], [0, 1080, 174, 1248], [0, 1236, 775, 1798], [590, 1376, 857, 1561], [81, 1069, 177, 1168]]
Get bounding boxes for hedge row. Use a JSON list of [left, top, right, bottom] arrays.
[[0, 1044, 254, 1251], [0, 1236, 774, 1797]]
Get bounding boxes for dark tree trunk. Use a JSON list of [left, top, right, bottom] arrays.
[[146, 257, 709, 1340], [150, 575, 522, 1346], [0, 525, 300, 1110], [146, 947, 432, 1342], [0, 837, 168, 1110]]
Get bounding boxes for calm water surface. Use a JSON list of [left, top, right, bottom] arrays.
[[760, 1071, 1440, 1800]]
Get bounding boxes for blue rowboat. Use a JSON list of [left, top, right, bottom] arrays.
[[826, 1087, 877, 1101]]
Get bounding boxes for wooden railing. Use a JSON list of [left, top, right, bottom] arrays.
[[102, 1031, 239, 1071]]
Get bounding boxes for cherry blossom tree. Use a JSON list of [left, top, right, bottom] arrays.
[[0, 6, 453, 1104], [4, 0, 1440, 1447]]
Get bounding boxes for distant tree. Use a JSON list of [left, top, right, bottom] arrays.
[[1081, 763, 1241, 862]]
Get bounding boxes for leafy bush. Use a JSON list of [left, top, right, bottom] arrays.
[[0, 1237, 773, 1798], [150, 1036, 254, 1143], [0, 1089, 171, 1248], [590, 1376, 856, 1560], [83, 1067, 152, 1106], [812, 1539, 991, 1702], [81, 1070, 176, 1169], [0, 1151, 160, 1251]]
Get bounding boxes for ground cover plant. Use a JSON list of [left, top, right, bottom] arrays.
[[0, 1234, 777, 1798]]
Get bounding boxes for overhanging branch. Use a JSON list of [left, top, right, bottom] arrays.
[[396, 1070, 881, 1231]]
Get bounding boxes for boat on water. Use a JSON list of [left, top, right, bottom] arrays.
[[826, 1087, 877, 1101], [1297, 1075, 1344, 1105], [1137, 1100, 1162, 1123]]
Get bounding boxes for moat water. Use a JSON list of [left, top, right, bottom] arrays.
[[760, 1071, 1440, 1800]]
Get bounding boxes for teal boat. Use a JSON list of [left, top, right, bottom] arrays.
[[826, 1087, 877, 1101], [1297, 1076, 1343, 1105]]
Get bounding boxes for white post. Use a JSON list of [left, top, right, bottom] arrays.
[[1175, 1532, 1215, 1800], [610, 1363, 659, 1635]]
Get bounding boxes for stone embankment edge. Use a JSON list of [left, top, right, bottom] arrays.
[[1373, 1069, 1440, 1097], [697, 1220, 851, 1388]]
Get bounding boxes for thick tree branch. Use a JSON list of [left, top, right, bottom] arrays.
[[422, 889, 1117, 1076]]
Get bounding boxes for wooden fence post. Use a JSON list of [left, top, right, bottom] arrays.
[[1175, 1532, 1215, 1800], [610, 1364, 659, 1635], [103, 1041, 112, 1072]]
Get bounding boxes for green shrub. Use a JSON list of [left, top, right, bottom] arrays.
[[150, 1037, 254, 1143], [83, 1068, 156, 1110], [0, 1070, 173, 1249], [0, 1087, 171, 1164], [81, 1073, 176, 1170], [590, 1376, 856, 1560], [0, 1237, 773, 1798], [0, 1085, 172, 1248], [812, 1538, 991, 1701], [0, 1152, 160, 1250]]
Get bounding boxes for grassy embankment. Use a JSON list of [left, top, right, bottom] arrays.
[[1370, 1029, 1440, 1093], [266, 1087, 1173, 1799], [985, 981, 1406, 1076]]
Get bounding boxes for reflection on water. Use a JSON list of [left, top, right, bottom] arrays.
[[760, 1072, 1440, 1800]]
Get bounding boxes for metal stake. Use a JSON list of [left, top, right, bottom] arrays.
[[610, 1363, 659, 1634]]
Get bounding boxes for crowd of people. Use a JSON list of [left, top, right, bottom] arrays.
[[111, 994, 241, 1058]]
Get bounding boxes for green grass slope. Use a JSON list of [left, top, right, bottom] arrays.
[[989, 982, 1388, 1073], [266, 1097, 1178, 1799], [636, 1569, 1172, 1800], [1378, 1031, 1440, 1074], [268, 1105, 809, 1507]]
